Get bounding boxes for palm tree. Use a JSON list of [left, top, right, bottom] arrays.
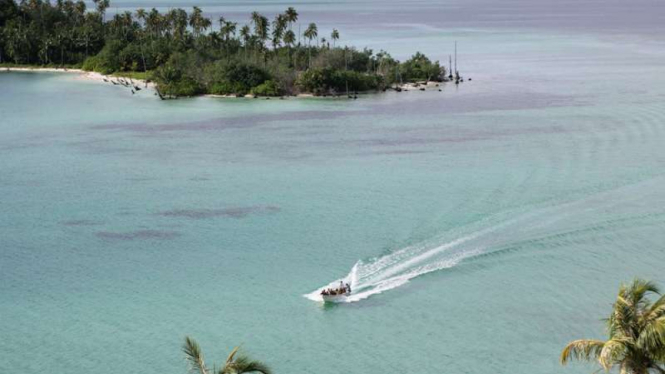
[[135, 8, 148, 72], [135, 8, 146, 25], [168, 9, 189, 40], [201, 17, 212, 34], [284, 7, 298, 30], [250, 11, 261, 28], [240, 24, 251, 45], [183, 337, 271, 374], [283, 29, 295, 48], [146, 8, 160, 38], [75, 1, 87, 22], [304, 22, 317, 46], [303, 23, 319, 43], [220, 20, 237, 42], [282, 29, 295, 65], [248, 13, 269, 51], [271, 14, 286, 51], [303, 23, 318, 67], [561, 279, 665, 374], [92, 0, 109, 22], [239, 24, 251, 55], [208, 31, 222, 49], [250, 12, 268, 44], [331, 28, 339, 48], [189, 7, 210, 37]]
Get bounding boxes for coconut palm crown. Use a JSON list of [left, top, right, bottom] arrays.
[[561, 279, 665, 374], [183, 336, 272, 374]]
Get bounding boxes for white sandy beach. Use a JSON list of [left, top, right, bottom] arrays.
[[1, 66, 154, 89]]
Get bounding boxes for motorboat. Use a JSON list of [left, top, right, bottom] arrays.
[[320, 284, 351, 303], [321, 291, 350, 303]]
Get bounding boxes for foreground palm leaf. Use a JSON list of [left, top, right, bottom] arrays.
[[221, 355, 272, 374], [184, 337, 208, 374], [561, 278, 665, 373], [183, 337, 271, 374]]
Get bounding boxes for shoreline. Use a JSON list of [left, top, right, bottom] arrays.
[[204, 80, 450, 100], [2, 66, 454, 99], [1, 66, 155, 90]]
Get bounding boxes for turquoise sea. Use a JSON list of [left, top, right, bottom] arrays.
[[2, 1, 665, 373]]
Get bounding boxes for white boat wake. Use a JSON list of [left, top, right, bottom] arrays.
[[304, 217, 512, 303], [305, 177, 665, 303]]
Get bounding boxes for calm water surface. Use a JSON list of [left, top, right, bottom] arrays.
[[2, 1, 665, 373]]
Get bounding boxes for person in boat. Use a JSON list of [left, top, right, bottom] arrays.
[[339, 281, 345, 293], [345, 283, 351, 293]]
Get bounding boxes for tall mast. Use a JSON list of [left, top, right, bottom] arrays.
[[454, 41, 457, 74], [345, 48, 349, 97], [449, 55, 452, 78]]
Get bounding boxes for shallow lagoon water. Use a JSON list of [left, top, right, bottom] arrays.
[[2, 1, 665, 373]]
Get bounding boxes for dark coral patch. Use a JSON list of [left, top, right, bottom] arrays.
[[157, 206, 280, 219], [61, 220, 102, 226], [96, 230, 181, 240]]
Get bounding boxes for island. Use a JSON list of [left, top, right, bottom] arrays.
[[0, 0, 451, 98]]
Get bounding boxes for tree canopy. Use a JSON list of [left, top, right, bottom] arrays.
[[0, 0, 446, 97], [183, 337, 271, 374], [561, 278, 665, 374]]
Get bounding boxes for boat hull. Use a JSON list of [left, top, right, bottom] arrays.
[[321, 293, 349, 303]]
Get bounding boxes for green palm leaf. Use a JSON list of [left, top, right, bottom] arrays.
[[182, 337, 271, 374], [562, 279, 665, 374], [561, 339, 605, 364], [183, 336, 208, 374], [225, 346, 240, 365], [599, 339, 628, 370], [223, 355, 272, 374], [636, 316, 665, 353]]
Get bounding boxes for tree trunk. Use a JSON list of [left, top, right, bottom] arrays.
[[140, 39, 147, 72]]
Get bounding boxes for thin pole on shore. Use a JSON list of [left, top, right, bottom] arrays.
[[454, 41, 457, 75], [345, 47, 349, 97], [449, 54, 452, 79]]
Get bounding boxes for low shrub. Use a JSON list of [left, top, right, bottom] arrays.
[[251, 80, 282, 96]]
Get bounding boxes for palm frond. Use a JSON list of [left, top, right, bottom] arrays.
[[627, 278, 660, 307], [613, 296, 637, 338], [645, 295, 665, 321], [599, 338, 628, 370], [636, 316, 665, 353], [228, 355, 272, 374], [561, 339, 606, 365], [606, 314, 617, 336], [184, 336, 208, 374], [226, 346, 240, 365], [563, 281, 665, 373]]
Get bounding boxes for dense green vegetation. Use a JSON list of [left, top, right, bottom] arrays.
[[561, 279, 665, 374], [0, 0, 446, 97]]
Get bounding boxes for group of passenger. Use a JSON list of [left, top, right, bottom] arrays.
[[321, 281, 351, 296]]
